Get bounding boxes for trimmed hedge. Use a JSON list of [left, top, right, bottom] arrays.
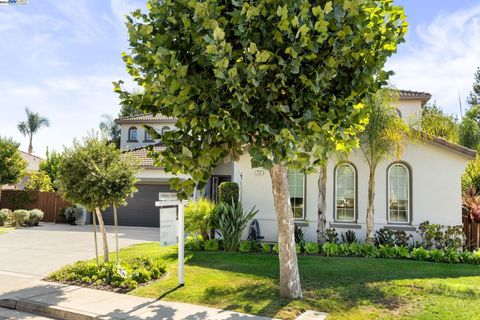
[[0, 209, 10, 226], [218, 182, 239, 204]]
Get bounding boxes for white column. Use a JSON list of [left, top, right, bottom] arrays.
[[178, 202, 185, 286]]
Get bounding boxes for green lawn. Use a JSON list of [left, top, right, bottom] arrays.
[[0, 227, 13, 235], [109, 243, 480, 319]]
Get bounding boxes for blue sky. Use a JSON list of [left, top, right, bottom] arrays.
[[0, 0, 479, 157]]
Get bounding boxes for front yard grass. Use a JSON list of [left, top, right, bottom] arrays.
[[111, 243, 480, 320]]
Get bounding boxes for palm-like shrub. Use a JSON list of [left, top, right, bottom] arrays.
[[215, 201, 258, 251], [463, 187, 480, 222]]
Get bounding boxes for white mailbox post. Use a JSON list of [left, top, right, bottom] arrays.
[[156, 192, 186, 286]]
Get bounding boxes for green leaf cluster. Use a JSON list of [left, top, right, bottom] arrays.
[[0, 137, 28, 186], [25, 171, 54, 192], [116, 0, 407, 197], [56, 134, 139, 212]]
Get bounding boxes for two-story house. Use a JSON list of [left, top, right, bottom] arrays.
[[103, 90, 475, 243]]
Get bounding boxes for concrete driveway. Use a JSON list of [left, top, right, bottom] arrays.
[[0, 223, 159, 278]]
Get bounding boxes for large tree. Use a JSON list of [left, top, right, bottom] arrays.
[[116, 0, 407, 298], [0, 137, 28, 203], [359, 89, 409, 243], [57, 134, 138, 264], [467, 67, 480, 107], [17, 107, 50, 154]]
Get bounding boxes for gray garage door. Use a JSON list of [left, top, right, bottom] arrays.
[[102, 184, 173, 227]]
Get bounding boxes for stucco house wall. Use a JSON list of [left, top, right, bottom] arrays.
[[236, 138, 471, 243]]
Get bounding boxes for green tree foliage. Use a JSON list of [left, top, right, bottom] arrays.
[[17, 107, 49, 154], [57, 134, 139, 263], [39, 150, 63, 191], [467, 67, 480, 107], [0, 137, 28, 202], [116, 0, 407, 298], [359, 89, 410, 243], [459, 105, 480, 150], [420, 103, 459, 143], [99, 114, 121, 148], [462, 156, 480, 192], [25, 171, 54, 192]]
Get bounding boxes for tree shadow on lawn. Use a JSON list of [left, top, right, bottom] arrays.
[[160, 251, 480, 317]]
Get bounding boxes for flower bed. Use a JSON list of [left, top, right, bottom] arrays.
[[46, 256, 166, 293]]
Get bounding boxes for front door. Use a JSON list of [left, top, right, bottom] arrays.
[[210, 175, 231, 203]]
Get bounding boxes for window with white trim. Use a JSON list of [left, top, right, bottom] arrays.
[[144, 130, 153, 141], [388, 163, 410, 223], [335, 163, 356, 222], [287, 169, 305, 219]]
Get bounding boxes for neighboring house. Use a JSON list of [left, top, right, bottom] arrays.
[[3, 151, 43, 190], [108, 90, 475, 243]]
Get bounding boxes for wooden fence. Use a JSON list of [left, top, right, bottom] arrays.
[[0, 190, 70, 223], [463, 214, 480, 250]]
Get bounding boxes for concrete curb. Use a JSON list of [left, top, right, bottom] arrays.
[[0, 298, 99, 320]]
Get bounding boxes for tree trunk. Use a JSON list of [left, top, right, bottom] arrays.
[[113, 203, 120, 265], [28, 135, 33, 154], [366, 167, 376, 244], [95, 208, 109, 263], [317, 163, 327, 244], [270, 164, 303, 299], [92, 212, 99, 265]]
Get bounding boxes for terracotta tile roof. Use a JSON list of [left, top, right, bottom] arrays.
[[116, 114, 176, 124], [398, 90, 432, 105], [415, 130, 476, 159], [123, 143, 165, 167]]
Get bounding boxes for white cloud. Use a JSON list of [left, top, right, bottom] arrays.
[[387, 4, 480, 116]]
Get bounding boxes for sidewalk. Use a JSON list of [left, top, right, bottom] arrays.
[[0, 278, 274, 320]]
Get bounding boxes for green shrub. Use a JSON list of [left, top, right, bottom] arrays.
[[322, 242, 340, 256], [48, 256, 166, 292], [471, 249, 480, 264], [261, 243, 271, 253], [393, 230, 412, 247], [273, 243, 279, 254], [393, 245, 410, 259], [295, 243, 301, 254], [3, 191, 37, 210], [304, 242, 319, 254], [339, 243, 351, 255], [428, 249, 445, 263], [204, 239, 219, 251], [375, 228, 395, 246], [412, 247, 429, 261], [10, 209, 30, 227], [218, 182, 239, 204], [215, 202, 258, 251], [185, 235, 204, 251], [238, 240, 252, 253], [377, 245, 396, 259], [361, 244, 378, 258], [28, 209, 44, 226], [60, 205, 83, 225], [443, 248, 460, 263], [348, 243, 364, 257], [0, 209, 10, 226], [459, 251, 474, 264], [185, 198, 216, 241], [326, 228, 338, 244]]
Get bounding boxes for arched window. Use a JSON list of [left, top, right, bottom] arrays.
[[388, 163, 411, 223], [287, 169, 305, 219], [161, 126, 171, 135], [335, 163, 356, 222], [128, 127, 138, 141], [144, 130, 153, 142]]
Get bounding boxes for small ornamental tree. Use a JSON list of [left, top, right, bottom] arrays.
[[57, 134, 138, 264], [0, 137, 28, 203], [116, 0, 407, 298]]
